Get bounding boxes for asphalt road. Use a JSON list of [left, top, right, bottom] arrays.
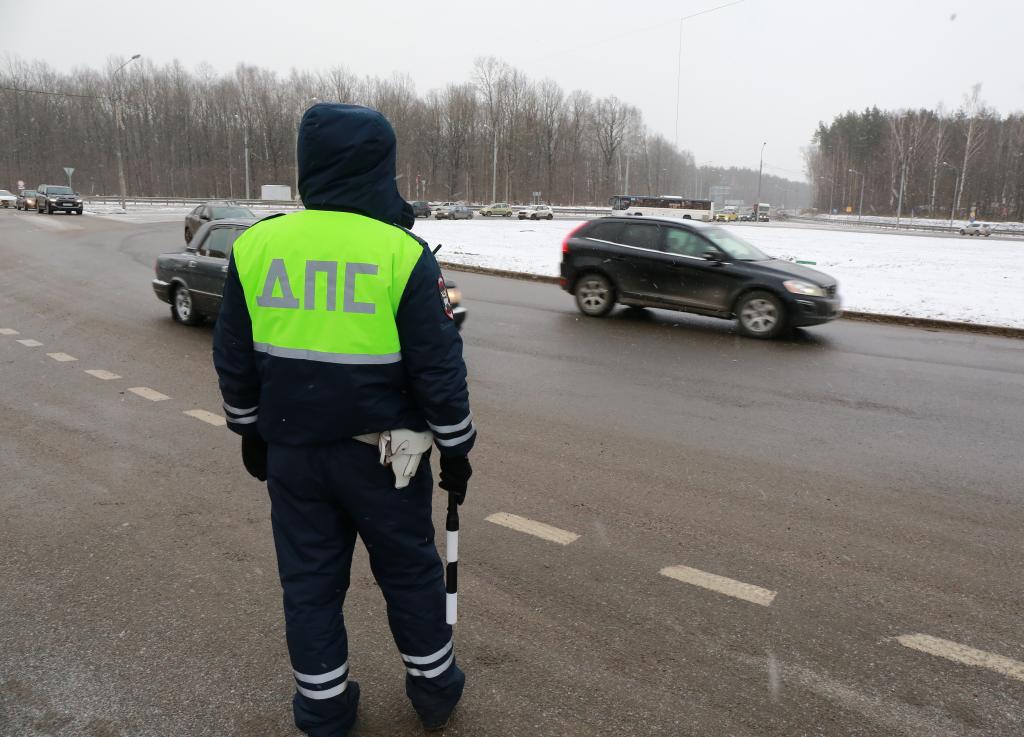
[[1, 209, 1022, 737]]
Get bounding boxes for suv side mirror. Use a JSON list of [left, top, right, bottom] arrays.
[[703, 250, 724, 262]]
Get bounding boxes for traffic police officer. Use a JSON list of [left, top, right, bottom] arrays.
[[212, 103, 475, 736]]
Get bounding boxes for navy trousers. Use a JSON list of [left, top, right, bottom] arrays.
[[266, 440, 465, 737]]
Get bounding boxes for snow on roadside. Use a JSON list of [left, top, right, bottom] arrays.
[[413, 218, 1024, 329]]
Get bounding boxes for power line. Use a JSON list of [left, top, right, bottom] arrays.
[[0, 84, 104, 100]]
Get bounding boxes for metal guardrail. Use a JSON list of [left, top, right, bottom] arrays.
[[84, 195, 302, 208], [785, 215, 1024, 238], [82, 195, 614, 218]]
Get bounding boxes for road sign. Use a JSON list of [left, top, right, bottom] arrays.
[[64, 167, 75, 188], [17, 180, 24, 191]]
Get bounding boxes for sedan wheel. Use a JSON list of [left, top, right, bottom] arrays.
[[171, 285, 203, 325], [575, 274, 615, 317], [736, 291, 786, 339]]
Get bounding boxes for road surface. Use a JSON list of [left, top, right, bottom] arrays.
[[1, 210, 1022, 736]]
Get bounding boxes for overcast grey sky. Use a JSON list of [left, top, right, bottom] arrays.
[[3, 0, 1021, 179]]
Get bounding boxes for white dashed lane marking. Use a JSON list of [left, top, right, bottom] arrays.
[[485, 512, 580, 545], [0, 328, 19, 335], [16, 339, 43, 347], [184, 409, 226, 427], [84, 369, 122, 380], [660, 565, 777, 607], [128, 387, 170, 402], [47, 352, 77, 362], [896, 634, 1024, 682]]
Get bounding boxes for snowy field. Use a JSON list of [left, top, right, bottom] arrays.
[[81, 205, 1023, 328], [414, 219, 1024, 329]]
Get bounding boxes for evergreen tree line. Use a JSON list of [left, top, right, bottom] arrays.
[[0, 55, 806, 207], [807, 85, 1024, 221]]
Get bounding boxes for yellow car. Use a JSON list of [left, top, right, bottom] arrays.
[[479, 202, 513, 217], [714, 207, 738, 222]]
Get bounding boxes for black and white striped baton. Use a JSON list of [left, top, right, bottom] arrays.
[[445, 491, 459, 625]]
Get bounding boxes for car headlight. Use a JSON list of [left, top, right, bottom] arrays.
[[76, 198, 83, 203], [446, 287, 462, 305], [783, 280, 826, 297]]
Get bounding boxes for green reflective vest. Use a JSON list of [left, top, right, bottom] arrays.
[[232, 210, 424, 364]]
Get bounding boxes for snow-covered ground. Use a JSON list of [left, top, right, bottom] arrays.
[[414, 218, 1024, 329], [79, 204, 1023, 328]]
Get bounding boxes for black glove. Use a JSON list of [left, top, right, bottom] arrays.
[[241, 435, 268, 482], [438, 455, 472, 505]]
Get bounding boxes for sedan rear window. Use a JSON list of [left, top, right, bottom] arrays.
[[211, 206, 255, 219]]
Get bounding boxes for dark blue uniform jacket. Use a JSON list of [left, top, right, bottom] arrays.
[[212, 103, 475, 456]]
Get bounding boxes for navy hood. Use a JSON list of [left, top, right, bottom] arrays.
[[297, 103, 414, 229]]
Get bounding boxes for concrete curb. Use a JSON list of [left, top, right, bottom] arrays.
[[438, 261, 1024, 340]]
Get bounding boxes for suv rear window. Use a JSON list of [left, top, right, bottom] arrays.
[[585, 221, 624, 242]]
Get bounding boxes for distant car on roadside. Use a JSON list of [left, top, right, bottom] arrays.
[[36, 184, 83, 214], [184, 202, 256, 244], [410, 201, 432, 218], [713, 206, 738, 222], [0, 189, 15, 208], [959, 222, 991, 237], [480, 202, 513, 217], [435, 204, 473, 220], [153, 218, 466, 328], [431, 201, 458, 217], [560, 216, 841, 339], [16, 190, 39, 210], [518, 205, 554, 220]]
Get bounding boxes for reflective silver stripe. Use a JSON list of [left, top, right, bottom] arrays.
[[436, 426, 476, 447], [401, 639, 453, 665], [428, 413, 473, 435], [406, 653, 455, 679], [223, 402, 257, 415], [296, 681, 347, 700], [227, 415, 258, 425], [294, 662, 348, 685], [253, 343, 401, 365]]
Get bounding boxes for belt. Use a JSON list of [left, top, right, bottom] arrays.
[[354, 429, 433, 489]]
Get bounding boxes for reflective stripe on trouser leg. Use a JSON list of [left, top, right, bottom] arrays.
[[266, 444, 360, 737]]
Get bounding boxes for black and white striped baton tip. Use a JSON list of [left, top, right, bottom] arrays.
[[445, 492, 459, 625]]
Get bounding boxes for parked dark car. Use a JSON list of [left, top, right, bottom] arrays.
[[153, 219, 467, 328], [559, 216, 840, 339], [16, 189, 39, 210], [36, 184, 82, 214], [184, 201, 256, 244], [411, 200, 432, 218]]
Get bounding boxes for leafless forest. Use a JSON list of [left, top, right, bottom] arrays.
[[808, 85, 1024, 220], [1, 55, 806, 207]]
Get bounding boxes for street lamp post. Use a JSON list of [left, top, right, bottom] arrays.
[[235, 114, 251, 201], [755, 142, 766, 214], [941, 161, 960, 231], [848, 168, 865, 221], [111, 54, 141, 211], [895, 146, 913, 229]]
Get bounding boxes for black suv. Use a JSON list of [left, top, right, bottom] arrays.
[[560, 216, 840, 338], [36, 184, 83, 215]]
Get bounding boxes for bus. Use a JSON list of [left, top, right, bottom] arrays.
[[609, 195, 715, 221]]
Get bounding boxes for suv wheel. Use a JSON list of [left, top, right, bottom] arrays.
[[574, 273, 615, 317], [171, 284, 203, 325], [736, 290, 787, 339]]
